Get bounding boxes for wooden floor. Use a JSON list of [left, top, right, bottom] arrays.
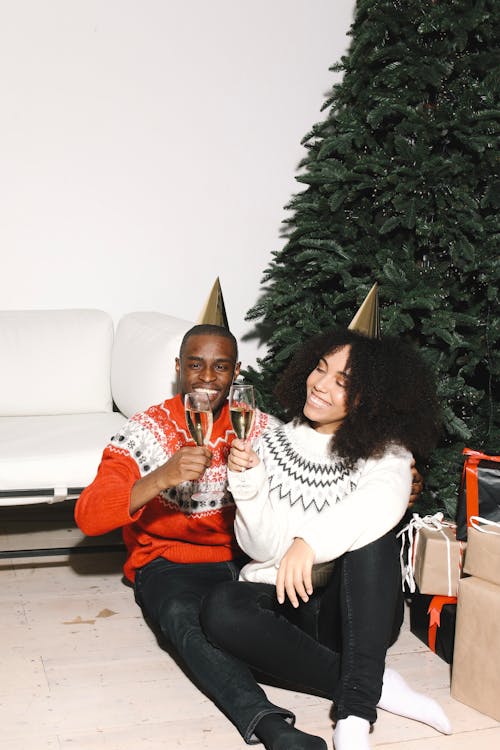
[[1, 502, 499, 750]]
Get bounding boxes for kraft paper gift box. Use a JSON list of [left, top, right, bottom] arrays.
[[463, 522, 500, 586], [451, 576, 500, 721], [409, 591, 456, 664], [413, 525, 466, 597]]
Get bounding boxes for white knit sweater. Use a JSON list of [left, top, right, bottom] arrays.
[[227, 421, 412, 586]]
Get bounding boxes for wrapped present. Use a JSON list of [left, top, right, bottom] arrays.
[[398, 512, 465, 597], [414, 525, 465, 596], [463, 517, 500, 586], [409, 591, 457, 664], [456, 448, 500, 541], [451, 576, 500, 721]]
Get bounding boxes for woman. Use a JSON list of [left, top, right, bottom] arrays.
[[201, 329, 451, 750]]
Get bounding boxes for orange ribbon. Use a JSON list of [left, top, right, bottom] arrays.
[[462, 448, 500, 530], [427, 595, 457, 653]]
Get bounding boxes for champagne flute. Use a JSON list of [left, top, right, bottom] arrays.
[[229, 384, 255, 487], [229, 384, 255, 441], [184, 391, 213, 446], [184, 391, 214, 502]]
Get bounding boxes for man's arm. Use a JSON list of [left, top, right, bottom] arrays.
[[129, 446, 211, 513], [76, 444, 211, 533]]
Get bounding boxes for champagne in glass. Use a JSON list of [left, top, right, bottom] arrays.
[[229, 384, 255, 442], [184, 392, 213, 446], [229, 384, 255, 493]]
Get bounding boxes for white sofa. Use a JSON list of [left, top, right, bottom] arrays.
[[0, 309, 192, 507]]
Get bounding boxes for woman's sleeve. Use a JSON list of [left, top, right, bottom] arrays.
[[298, 450, 412, 564], [228, 440, 284, 563]]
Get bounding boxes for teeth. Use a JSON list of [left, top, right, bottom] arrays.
[[309, 394, 330, 408], [195, 388, 218, 396]]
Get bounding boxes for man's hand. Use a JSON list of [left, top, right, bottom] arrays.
[[276, 537, 315, 608], [409, 460, 423, 508], [156, 446, 212, 488], [228, 438, 260, 472], [130, 446, 211, 514]]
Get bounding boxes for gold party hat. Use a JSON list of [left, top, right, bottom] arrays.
[[348, 282, 380, 339], [196, 277, 229, 328]]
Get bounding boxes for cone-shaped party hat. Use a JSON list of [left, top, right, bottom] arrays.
[[348, 282, 380, 339], [196, 277, 229, 328]]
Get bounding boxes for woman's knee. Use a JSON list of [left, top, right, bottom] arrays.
[[337, 533, 403, 645], [350, 530, 398, 563], [343, 532, 400, 590]]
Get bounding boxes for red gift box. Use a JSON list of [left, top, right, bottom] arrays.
[[409, 592, 457, 663]]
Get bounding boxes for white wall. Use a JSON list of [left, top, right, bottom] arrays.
[[1, 0, 354, 368]]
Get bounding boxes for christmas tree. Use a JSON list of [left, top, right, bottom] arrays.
[[245, 0, 499, 517]]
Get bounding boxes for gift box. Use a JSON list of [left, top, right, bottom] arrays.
[[413, 525, 465, 597], [463, 521, 500, 586], [456, 448, 500, 541], [451, 576, 500, 721], [409, 592, 457, 664]]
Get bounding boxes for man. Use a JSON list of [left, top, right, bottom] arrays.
[[75, 324, 294, 745]]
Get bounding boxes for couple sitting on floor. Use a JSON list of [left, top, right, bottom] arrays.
[[76, 322, 451, 750]]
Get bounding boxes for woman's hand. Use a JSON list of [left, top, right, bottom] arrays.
[[409, 460, 423, 507], [228, 438, 260, 472], [276, 537, 315, 608]]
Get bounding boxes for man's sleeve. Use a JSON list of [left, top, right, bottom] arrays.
[[75, 447, 142, 536]]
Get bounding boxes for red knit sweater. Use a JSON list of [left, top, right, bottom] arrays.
[[75, 394, 275, 582]]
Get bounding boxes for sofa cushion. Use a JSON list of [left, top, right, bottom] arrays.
[[0, 309, 114, 416], [0, 412, 126, 502], [111, 312, 193, 418]]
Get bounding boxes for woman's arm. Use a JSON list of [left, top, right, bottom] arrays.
[[298, 449, 412, 564], [228, 438, 284, 563], [274, 449, 411, 607]]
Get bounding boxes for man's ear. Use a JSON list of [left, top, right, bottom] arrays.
[[175, 357, 181, 375], [233, 361, 241, 380]]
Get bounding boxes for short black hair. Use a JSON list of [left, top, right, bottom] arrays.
[[179, 324, 238, 361], [275, 328, 441, 466]]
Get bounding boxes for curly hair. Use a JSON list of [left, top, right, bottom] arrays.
[[274, 328, 441, 466]]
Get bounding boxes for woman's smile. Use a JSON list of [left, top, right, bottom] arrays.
[[307, 391, 332, 408], [303, 345, 350, 434]]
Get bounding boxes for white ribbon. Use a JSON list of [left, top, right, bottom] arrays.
[[469, 515, 500, 535], [396, 512, 458, 595]]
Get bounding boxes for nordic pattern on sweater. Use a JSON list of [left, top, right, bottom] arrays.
[[109, 402, 235, 514], [75, 394, 280, 581], [228, 421, 412, 586], [259, 424, 358, 513]]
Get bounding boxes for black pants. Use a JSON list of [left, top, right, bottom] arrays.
[[134, 557, 294, 743], [201, 532, 403, 727]]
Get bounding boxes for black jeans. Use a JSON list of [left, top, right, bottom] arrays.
[[134, 557, 294, 743], [201, 532, 403, 726]]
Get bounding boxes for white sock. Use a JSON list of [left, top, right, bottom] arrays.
[[378, 667, 451, 734], [333, 716, 370, 750]]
